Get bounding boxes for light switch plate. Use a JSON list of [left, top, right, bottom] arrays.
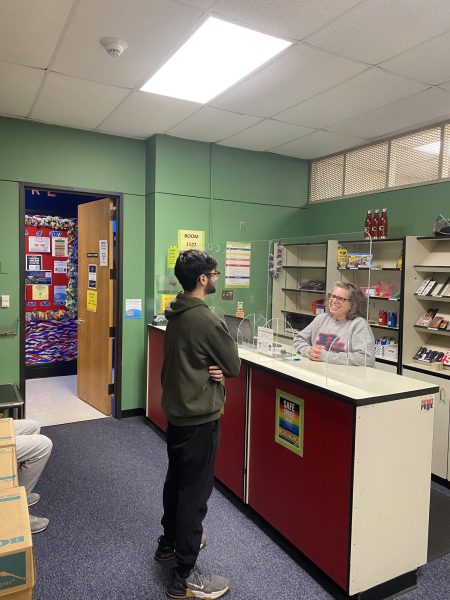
[[1, 295, 10, 308]]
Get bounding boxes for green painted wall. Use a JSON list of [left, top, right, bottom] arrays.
[[0, 117, 147, 413], [149, 135, 309, 319], [304, 181, 450, 239]]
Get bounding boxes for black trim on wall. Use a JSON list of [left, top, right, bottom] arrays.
[[120, 408, 145, 418], [19, 182, 124, 419]]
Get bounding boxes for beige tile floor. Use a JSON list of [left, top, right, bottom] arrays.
[[25, 375, 109, 426]]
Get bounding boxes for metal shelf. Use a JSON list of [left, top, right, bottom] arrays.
[[414, 325, 450, 336], [282, 288, 325, 294], [283, 265, 326, 269], [414, 294, 450, 302], [414, 266, 450, 273], [368, 322, 400, 331]]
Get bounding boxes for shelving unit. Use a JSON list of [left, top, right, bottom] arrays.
[[272, 241, 336, 337], [337, 238, 405, 374], [402, 235, 450, 481]]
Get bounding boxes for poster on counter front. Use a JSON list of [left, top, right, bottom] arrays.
[[275, 389, 304, 457], [225, 242, 251, 288]]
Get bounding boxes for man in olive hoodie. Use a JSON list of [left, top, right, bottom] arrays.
[[155, 249, 241, 599]]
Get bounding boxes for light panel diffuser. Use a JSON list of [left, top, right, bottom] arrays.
[[140, 17, 291, 104]]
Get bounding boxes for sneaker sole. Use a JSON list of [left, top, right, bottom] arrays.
[[31, 524, 48, 534], [28, 498, 39, 507], [166, 586, 229, 600]]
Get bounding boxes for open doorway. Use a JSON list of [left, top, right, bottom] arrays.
[[19, 184, 123, 426]]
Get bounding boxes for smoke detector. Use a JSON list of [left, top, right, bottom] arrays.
[[100, 37, 128, 58]]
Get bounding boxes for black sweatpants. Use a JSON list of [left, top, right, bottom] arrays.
[[161, 419, 221, 575]]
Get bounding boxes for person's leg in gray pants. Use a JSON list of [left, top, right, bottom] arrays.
[[14, 419, 52, 533]]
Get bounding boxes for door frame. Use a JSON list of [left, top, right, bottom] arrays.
[[19, 182, 124, 419]]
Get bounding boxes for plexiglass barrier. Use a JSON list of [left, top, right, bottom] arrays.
[[325, 331, 374, 391]]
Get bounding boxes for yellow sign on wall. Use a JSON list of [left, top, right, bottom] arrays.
[[177, 230, 205, 252], [87, 290, 97, 313], [167, 245, 179, 268], [159, 293, 176, 313]]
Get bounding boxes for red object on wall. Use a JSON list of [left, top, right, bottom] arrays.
[[147, 327, 168, 432], [247, 368, 354, 590], [25, 224, 69, 318], [215, 365, 247, 499]]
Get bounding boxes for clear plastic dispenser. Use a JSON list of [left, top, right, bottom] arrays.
[[256, 318, 298, 362], [237, 313, 266, 350]]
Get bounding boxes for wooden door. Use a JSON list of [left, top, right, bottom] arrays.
[[77, 199, 114, 414]]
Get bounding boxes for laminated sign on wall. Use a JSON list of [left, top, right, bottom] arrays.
[[177, 230, 205, 252], [225, 242, 251, 288]]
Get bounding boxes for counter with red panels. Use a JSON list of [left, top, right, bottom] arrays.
[[147, 324, 438, 599]]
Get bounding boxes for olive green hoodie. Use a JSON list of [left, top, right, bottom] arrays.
[[161, 292, 241, 426]]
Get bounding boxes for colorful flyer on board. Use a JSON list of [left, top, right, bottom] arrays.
[[225, 242, 251, 288], [125, 299, 142, 319], [54, 286, 67, 306], [54, 260, 68, 274], [32, 284, 49, 301], [275, 389, 304, 457], [29, 236, 51, 253], [52, 237, 68, 257]]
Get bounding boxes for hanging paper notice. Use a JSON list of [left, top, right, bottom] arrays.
[[32, 285, 49, 301], [99, 240, 108, 266], [159, 293, 176, 313], [52, 237, 68, 257], [167, 245, 179, 269], [29, 236, 50, 253], [87, 290, 97, 312], [275, 389, 304, 457], [125, 299, 142, 319], [177, 230, 205, 252], [54, 286, 67, 306], [88, 264, 97, 290], [26, 255, 42, 271], [225, 242, 251, 288], [54, 261, 68, 274]]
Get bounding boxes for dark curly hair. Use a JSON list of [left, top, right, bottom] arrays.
[[174, 250, 217, 292]]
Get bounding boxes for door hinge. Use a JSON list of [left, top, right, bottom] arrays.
[[110, 268, 116, 280], [109, 208, 116, 220], [109, 327, 116, 338], [108, 383, 115, 395]]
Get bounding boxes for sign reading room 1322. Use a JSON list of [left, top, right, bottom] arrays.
[[275, 389, 304, 457], [177, 230, 205, 252]]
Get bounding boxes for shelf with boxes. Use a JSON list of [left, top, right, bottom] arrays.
[[336, 238, 404, 372]]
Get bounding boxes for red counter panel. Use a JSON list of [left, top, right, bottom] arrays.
[[147, 328, 168, 432], [215, 365, 247, 499], [248, 368, 354, 590]]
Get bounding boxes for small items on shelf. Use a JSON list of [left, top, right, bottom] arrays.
[[415, 276, 450, 297], [297, 280, 325, 291], [415, 308, 438, 327]]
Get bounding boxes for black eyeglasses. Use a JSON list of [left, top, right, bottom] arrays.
[[206, 271, 220, 278], [328, 293, 350, 304]]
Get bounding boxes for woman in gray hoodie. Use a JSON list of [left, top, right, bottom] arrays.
[[293, 282, 375, 367]]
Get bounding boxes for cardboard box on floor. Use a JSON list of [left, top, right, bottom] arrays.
[[0, 419, 17, 490], [0, 487, 34, 597]]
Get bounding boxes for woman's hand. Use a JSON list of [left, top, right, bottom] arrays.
[[307, 346, 324, 361], [209, 365, 224, 382]]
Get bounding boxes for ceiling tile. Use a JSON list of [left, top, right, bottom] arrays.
[[210, 0, 361, 40], [276, 68, 428, 129], [0, 1, 73, 68], [0, 62, 44, 117], [98, 91, 200, 138], [30, 72, 129, 130], [211, 43, 366, 117], [271, 130, 365, 159], [51, 0, 203, 88], [218, 119, 315, 151], [329, 88, 450, 140], [305, 0, 450, 65], [167, 107, 260, 143], [382, 31, 450, 85]]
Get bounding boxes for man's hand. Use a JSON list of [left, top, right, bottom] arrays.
[[209, 365, 224, 382], [307, 345, 324, 361]]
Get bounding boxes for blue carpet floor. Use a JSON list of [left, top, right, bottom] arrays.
[[31, 416, 450, 600]]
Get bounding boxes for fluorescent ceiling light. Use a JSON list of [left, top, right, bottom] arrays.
[[416, 142, 441, 155], [140, 17, 291, 103]]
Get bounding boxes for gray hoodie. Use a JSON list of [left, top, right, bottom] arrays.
[[161, 293, 241, 426], [293, 313, 375, 367]]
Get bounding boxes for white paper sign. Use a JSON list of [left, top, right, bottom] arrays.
[[257, 326, 274, 356], [99, 240, 108, 267], [29, 236, 50, 253], [54, 261, 68, 274]]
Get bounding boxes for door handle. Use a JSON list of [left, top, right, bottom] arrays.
[[77, 318, 85, 324]]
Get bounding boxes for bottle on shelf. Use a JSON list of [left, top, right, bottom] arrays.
[[364, 210, 372, 239], [371, 209, 380, 240], [379, 208, 388, 239]]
